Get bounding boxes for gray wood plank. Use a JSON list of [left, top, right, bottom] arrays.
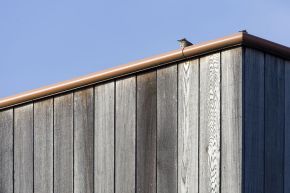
[[54, 93, 73, 193], [14, 104, 33, 193], [115, 76, 136, 193], [74, 88, 94, 193], [0, 109, 13, 193], [244, 48, 265, 193], [264, 54, 284, 193], [199, 53, 220, 193], [34, 99, 53, 193], [285, 60, 290, 193], [221, 48, 242, 193], [157, 65, 177, 193], [95, 82, 115, 193], [94, 82, 115, 193], [178, 59, 199, 193], [137, 71, 157, 193]]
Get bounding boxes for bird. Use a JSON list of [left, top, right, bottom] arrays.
[[178, 38, 193, 48], [239, 30, 248, 33]]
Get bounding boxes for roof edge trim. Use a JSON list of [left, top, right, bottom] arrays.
[[1, 32, 289, 109]]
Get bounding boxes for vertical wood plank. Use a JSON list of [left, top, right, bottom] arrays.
[[157, 65, 177, 193], [137, 71, 157, 193], [178, 59, 199, 193], [74, 88, 94, 193], [14, 104, 33, 193], [285, 60, 290, 193], [265, 54, 284, 193], [199, 53, 220, 193], [221, 48, 242, 193], [95, 82, 115, 193], [116, 76, 136, 193], [0, 109, 13, 193], [244, 48, 264, 193], [54, 94, 73, 193], [34, 99, 53, 193]]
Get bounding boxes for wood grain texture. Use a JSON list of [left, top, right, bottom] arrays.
[[264, 54, 284, 193], [34, 99, 53, 193], [244, 48, 265, 193], [285, 60, 290, 193], [221, 48, 242, 193], [137, 71, 157, 193], [14, 104, 33, 193], [157, 65, 177, 193], [54, 93, 73, 193], [95, 82, 115, 193], [178, 59, 199, 193], [0, 109, 13, 193], [115, 76, 136, 193], [74, 88, 94, 193], [199, 53, 220, 193]]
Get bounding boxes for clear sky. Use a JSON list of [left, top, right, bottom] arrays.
[[0, 0, 289, 98]]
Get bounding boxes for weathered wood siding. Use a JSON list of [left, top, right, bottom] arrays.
[[264, 55, 284, 193], [74, 88, 94, 193], [115, 76, 136, 193], [199, 53, 221, 193], [244, 48, 265, 193], [137, 72, 157, 193], [178, 59, 199, 193], [0, 109, 13, 193], [243, 48, 289, 193], [285, 60, 290, 193], [1, 46, 289, 193], [14, 104, 34, 193], [221, 48, 242, 193], [157, 65, 178, 193], [94, 82, 115, 193], [54, 93, 73, 193], [34, 99, 53, 193]]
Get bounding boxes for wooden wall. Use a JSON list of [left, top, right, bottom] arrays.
[[0, 46, 245, 193], [244, 48, 290, 193]]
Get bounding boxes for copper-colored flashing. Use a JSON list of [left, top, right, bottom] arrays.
[[242, 33, 290, 59], [1, 32, 290, 109]]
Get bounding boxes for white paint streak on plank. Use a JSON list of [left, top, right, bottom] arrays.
[[178, 59, 199, 193], [200, 53, 220, 193], [221, 48, 242, 193]]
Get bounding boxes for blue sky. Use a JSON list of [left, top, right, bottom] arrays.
[[0, 0, 289, 98]]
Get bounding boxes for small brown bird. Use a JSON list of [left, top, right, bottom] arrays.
[[178, 38, 193, 48]]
